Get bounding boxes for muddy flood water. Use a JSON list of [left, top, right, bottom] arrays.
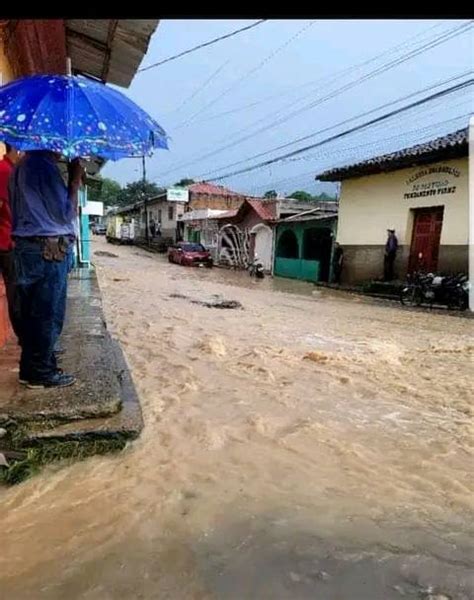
[[1, 238, 473, 599]]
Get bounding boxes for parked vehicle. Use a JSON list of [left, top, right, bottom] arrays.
[[106, 216, 136, 244], [168, 242, 213, 267], [400, 271, 469, 311], [120, 221, 135, 244], [92, 223, 106, 235], [106, 215, 123, 243], [248, 257, 265, 279]]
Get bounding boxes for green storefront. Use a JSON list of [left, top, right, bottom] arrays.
[[274, 216, 337, 283]]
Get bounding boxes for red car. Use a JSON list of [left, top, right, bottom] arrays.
[[168, 242, 213, 267]]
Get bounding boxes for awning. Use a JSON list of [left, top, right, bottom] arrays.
[[65, 20, 159, 88]]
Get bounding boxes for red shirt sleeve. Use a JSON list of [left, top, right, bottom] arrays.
[[0, 160, 14, 250]]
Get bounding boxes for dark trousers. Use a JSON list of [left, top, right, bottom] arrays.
[[0, 250, 22, 342], [332, 263, 343, 284], [14, 238, 71, 381], [384, 252, 396, 281]]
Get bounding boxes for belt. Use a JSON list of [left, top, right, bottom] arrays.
[[14, 235, 75, 244]]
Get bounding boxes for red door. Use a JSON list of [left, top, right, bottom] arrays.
[[408, 207, 444, 273]]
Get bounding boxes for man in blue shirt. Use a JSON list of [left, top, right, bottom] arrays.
[[9, 151, 84, 388], [384, 228, 399, 282]]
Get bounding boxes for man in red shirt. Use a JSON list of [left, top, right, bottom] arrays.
[[0, 143, 22, 341]]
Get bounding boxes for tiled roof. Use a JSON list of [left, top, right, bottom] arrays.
[[213, 199, 277, 222], [246, 199, 278, 221], [316, 128, 468, 181], [188, 181, 243, 196]]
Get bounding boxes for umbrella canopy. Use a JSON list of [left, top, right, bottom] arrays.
[[0, 75, 168, 160]]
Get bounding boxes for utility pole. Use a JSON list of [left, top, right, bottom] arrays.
[[142, 155, 149, 246]]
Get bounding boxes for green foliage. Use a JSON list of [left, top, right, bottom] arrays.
[[173, 178, 195, 187], [87, 176, 122, 207], [117, 180, 165, 207], [286, 190, 337, 202], [263, 190, 278, 199], [0, 437, 128, 485]]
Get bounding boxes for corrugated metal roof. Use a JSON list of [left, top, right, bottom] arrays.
[[214, 209, 239, 220], [281, 208, 338, 223], [316, 128, 468, 182], [66, 20, 159, 88]]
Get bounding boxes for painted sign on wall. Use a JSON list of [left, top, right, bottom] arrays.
[[403, 164, 461, 200]]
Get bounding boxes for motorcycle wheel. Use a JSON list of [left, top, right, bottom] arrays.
[[448, 293, 468, 311], [400, 286, 422, 307]]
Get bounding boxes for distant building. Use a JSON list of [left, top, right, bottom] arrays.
[[182, 197, 339, 273], [274, 206, 338, 283], [186, 182, 245, 212], [316, 128, 468, 284]]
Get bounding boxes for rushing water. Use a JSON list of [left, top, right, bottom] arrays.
[[1, 238, 473, 599]]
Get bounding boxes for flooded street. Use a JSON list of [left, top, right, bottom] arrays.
[[1, 237, 473, 599]]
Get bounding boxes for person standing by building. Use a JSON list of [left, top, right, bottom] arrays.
[[384, 228, 398, 281], [9, 151, 84, 388], [150, 217, 156, 238], [332, 242, 344, 284], [0, 143, 22, 342]]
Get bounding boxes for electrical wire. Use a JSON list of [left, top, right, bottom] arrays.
[[174, 20, 318, 129], [178, 20, 448, 128], [194, 71, 472, 178], [164, 60, 231, 117], [139, 20, 267, 73], [157, 21, 472, 179], [200, 79, 473, 182]]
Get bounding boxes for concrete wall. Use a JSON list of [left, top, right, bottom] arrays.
[[189, 193, 243, 211], [337, 157, 468, 283], [143, 200, 186, 240]]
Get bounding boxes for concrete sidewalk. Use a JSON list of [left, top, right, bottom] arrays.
[[0, 269, 143, 484]]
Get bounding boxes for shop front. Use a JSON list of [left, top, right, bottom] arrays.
[[274, 214, 337, 283], [316, 129, 469, 284]]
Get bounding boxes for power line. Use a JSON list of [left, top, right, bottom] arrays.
[[157, 21, 472, 179], [164, 60, 231, 117], [222, 115, 470, 195], [176, 20, 448, 128], [159, 22, 455, 174], [174, 20, 318, 129], [197, 70, 471, 178], [139, 20, 267, 73], [246, 112, 471, 194], [201, 79, 473, 182], [284, 98, 473, 163]]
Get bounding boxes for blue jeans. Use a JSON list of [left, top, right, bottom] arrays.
[[14, 238, 71, 381]]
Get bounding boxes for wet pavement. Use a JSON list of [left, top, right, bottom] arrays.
[[1, 237, 473, 599]]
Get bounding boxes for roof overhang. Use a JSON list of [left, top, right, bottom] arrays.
[[65, 20, 159, 88], [316, 128, 468, 182]]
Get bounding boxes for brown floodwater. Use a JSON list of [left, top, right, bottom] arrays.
[[1, 238, 473, 599]]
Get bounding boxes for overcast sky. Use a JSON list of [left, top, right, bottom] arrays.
[[104, 19, 472, 197]]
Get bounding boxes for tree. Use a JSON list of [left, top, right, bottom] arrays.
[[87, 176, 122, 207], [117, 180, 165, 206], [173, 178, 195, 187], [263, 190, 277, 199], [287, 190, 314, 202], [286, 190, 337, 203]]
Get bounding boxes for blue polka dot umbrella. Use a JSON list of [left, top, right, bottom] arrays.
[[0, 74, 168, 160]]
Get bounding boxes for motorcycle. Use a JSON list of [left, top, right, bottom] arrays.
[[400, 271, 469, 311], [248, 257, 265, 279]]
